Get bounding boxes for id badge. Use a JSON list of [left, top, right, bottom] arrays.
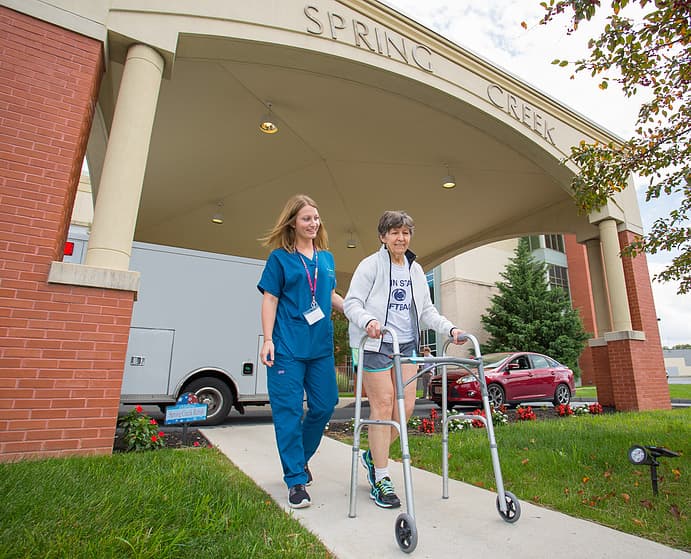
[[303, 302, 325, 325]]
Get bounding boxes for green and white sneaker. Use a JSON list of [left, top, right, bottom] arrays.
[[370, 476, 401, 509], [361, 449, 376, 489]]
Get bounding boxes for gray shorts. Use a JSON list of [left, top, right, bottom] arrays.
[[361, 340, 418, 372]]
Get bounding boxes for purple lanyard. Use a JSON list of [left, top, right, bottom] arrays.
[[297, 249, 318, 303]]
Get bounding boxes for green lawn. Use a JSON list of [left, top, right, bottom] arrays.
[[1, 449, 334, 559], [576, 384, 691, 400], [392, 408, 690, 552], [1, 408, 688, 556]]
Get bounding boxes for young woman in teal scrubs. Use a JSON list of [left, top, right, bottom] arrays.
[[258, 194, 344, 509]]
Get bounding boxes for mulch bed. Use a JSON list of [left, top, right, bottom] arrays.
[[324, 404, 610, 443], [113, 427, 213, 452]]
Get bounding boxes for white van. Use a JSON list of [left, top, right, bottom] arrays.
[[66, 226, 269, 424]]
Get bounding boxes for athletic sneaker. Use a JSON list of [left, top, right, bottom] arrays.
[[370, 476, 401, 509], [288, 484, 311, 509], [360, 449, 376, 489], [305, 464, 313, 486]]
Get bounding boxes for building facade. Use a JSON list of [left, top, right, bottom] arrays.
[[0, 0, 669, 461]]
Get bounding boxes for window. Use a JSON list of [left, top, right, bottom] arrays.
[[527, 235, 541, 251], [548, 264, 570, 294], [422, 271, 437, 354], [426, 270, 435, 303], [530, 355, 550, 369], [544, 234, 565, 253]]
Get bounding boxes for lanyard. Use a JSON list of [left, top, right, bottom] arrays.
[[297, 249, 318, 304]]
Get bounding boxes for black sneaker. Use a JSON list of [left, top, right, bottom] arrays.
[[370, 477, 401, 509], [361, 449, 376, 489], [305, 464, 313, 486], [288, 484, 311, 508]]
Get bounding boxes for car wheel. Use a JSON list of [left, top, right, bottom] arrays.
[[487, 384, 505, 408], [184, 376, 233, 426], [552, 383, 571, 406]]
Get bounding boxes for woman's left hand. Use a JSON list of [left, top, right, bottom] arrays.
[[450, 328, 466, 344]]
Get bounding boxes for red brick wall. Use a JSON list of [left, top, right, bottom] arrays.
[[564, 234, 596, 385], [590, 344, 614, 407], [612, 230, 669, 410], [0, 8, 136, 460]]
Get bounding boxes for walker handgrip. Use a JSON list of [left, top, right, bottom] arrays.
[[450, 332, 481, 358]]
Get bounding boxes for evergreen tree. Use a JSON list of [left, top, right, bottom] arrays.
[[480, 238, 590, 375], [331, 308, 350, 366]]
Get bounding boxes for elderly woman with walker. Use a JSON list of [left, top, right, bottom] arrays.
[[344, 210, 465, 509]]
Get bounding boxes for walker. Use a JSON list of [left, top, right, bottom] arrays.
[[348, 330, 520, 554]]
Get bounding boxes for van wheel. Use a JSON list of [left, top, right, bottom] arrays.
[[184, 377, 233, 426]]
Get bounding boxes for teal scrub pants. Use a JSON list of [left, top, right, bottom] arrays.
[[268, 353, 339, 488]]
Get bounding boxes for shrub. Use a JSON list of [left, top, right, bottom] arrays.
[[118, 405, 166, 451]]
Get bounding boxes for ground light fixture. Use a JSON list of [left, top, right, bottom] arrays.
[[259, 102, 279, 134], [627, 444, 679, 496]]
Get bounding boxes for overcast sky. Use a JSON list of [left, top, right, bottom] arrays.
[[383, 0, 689, 347]]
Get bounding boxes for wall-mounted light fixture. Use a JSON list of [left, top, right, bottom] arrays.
[[259, 102, 279, 134], [441, 163, 456, 189], [211, 201, 224, 224]]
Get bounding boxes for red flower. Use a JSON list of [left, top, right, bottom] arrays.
[[516, 406, 536, 421], [149, 418, 157, 425], [471, 409, 486, 428], [556, 404, 574, 416], [420, 418, 435, 434], [193, 441, 200, 447], [151, 435, 158, 442], [135, 405, 143, 413], [158, 431, 165, 438]]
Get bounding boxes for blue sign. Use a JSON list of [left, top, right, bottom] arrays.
[[165, 403, 208, 425]]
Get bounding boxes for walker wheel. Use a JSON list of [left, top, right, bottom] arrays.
[[496, 490, 521, 523], [394, 512, 418, 553]]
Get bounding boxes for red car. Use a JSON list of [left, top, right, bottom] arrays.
[[428, 351, 575, 410]]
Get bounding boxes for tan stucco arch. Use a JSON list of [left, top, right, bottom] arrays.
[[28, 0, 634, 289], [0, 0, 671, 463]]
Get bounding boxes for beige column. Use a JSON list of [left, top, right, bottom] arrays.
[[598, 219, 632, 332], [585, 239, 612, 336], [86, 44, 164, 270]]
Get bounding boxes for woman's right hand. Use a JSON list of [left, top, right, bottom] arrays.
[[365, 319, 381, 339], [261, 340, 274, 367]]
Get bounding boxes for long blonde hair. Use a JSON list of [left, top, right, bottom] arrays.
[[260, 194, 329, 251]]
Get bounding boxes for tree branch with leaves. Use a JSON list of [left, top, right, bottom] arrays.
[[539, 0, 691, 293]]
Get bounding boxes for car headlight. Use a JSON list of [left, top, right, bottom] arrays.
[[456, 375, 475, 384]]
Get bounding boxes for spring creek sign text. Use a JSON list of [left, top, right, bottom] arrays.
[[486, 84, 557, 146], [304, 5, 434, 73]]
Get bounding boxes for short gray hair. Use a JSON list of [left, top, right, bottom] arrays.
[[377, 211, 415, 238]]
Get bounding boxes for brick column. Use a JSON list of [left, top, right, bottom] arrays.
[[610, 230, 669, 410], [0, 8, 136, 460], [589, 341, 614, 407], [564, 235, 596, 385]]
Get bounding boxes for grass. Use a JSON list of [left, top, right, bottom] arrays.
[[2, 408, 688, 556], [576, 384, 691, 400], [389, 408, 690, 551], [0, 449, 334, 559]]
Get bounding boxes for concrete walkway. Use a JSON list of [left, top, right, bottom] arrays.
[[201, 423, 689, 559]]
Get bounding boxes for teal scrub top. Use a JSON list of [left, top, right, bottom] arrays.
[[258, 248, 336, 360]]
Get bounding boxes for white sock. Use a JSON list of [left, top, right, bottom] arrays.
[[375, 467, 389, 483]]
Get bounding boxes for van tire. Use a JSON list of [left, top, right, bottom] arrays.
[[184, 377, 233, 425]]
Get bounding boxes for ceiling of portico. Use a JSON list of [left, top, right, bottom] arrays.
[[92, 31, 600, 289]]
